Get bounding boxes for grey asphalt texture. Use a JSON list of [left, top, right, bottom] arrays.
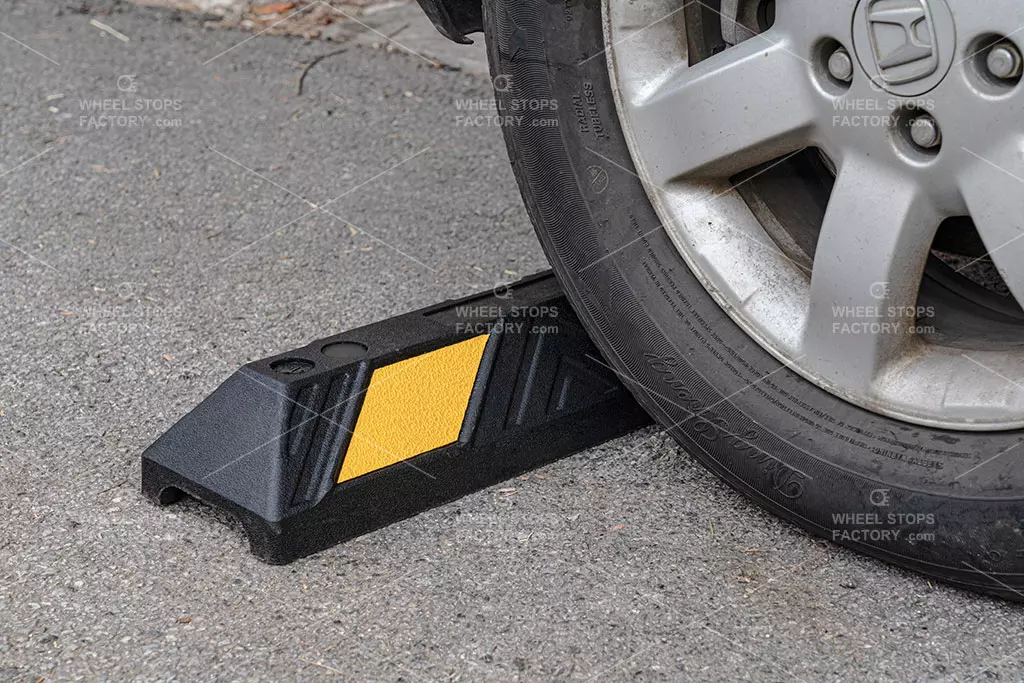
[[2, 2, 1023, 681]]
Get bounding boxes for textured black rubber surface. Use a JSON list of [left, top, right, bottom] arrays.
[[485, 0, 1024, 600], [142, 273, 651, 564]]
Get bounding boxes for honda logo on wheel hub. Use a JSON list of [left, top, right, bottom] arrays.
[[867, 0, 937, 84], [853, 0, 956, 96]]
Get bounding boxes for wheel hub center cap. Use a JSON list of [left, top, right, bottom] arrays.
[[852, 0, 957, 96]]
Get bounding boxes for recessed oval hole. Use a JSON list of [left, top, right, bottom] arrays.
[[321, 341, 369, 363]]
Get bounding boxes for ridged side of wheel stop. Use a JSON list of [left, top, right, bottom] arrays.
[[141, 272, 652, 564]]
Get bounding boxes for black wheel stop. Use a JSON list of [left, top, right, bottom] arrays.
[[141, 272, 652, 564]]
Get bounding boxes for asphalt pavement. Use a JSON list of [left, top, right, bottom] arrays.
[[2, 1, 1024, 681]]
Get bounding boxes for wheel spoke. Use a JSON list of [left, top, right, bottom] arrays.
[[960, 143, 1024, 307], [628, 31, 818, 185], [943, 0, 1023, 38], [774, 0, 859, 24], [803, 155, 942, 389]]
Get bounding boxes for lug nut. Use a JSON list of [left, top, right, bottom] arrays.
[[986, 41, 1023, 80], [909, 114, 941, 150], [827, 47, 854, 83]]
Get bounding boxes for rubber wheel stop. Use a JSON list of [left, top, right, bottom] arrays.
[[142, 272, 652, 563]]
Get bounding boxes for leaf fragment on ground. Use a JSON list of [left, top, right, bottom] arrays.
[[251, 2, 296, 15], [89, 19, 131, 42]]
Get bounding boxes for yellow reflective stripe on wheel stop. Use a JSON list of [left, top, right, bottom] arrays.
[[336, 334, 490, 483]]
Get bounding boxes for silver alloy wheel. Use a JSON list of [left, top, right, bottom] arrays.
[[604, 0, 1024, 430]]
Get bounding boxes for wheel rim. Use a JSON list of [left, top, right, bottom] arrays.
[[604, 0, 1024, 431]]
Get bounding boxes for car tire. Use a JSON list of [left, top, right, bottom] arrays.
[[484, 0, 1024, 600]]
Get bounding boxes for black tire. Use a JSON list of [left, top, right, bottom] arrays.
[[484, 0, 1024, 600]]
